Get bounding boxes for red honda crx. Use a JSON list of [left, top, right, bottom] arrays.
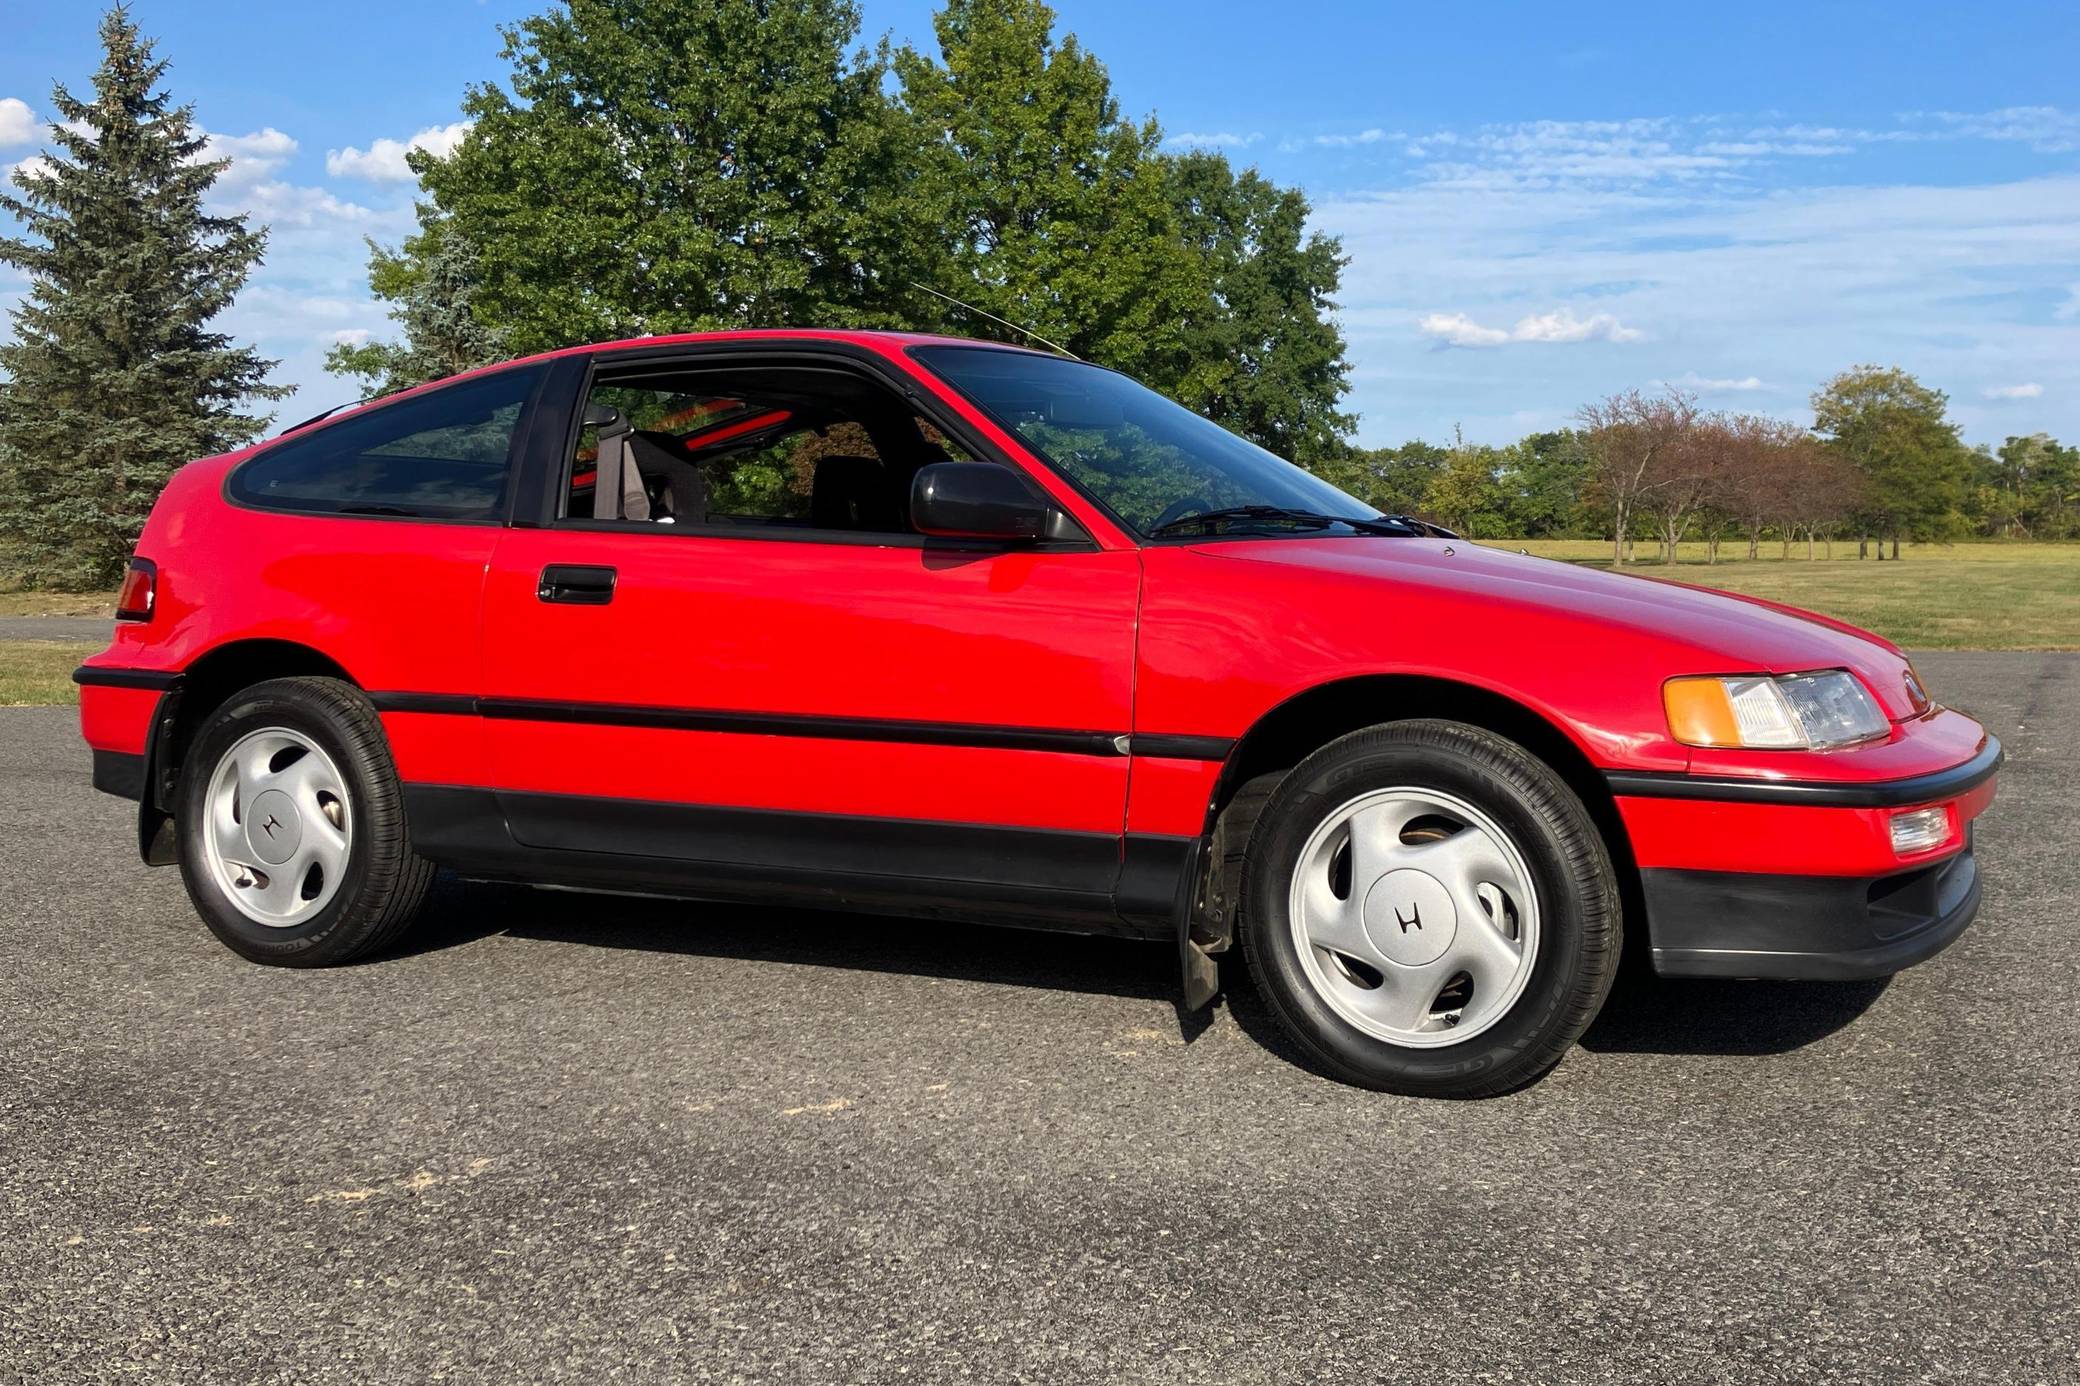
[[76, 331, 2000, 1096]]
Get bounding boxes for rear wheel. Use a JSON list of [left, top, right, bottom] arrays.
[[176, 676, 434, 966], [1241, 720, 1620, 1097]]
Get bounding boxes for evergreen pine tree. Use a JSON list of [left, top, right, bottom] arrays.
[[0, 6, 287, 587]]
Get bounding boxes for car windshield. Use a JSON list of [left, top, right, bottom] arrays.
[[912, 345, 1396, 538]]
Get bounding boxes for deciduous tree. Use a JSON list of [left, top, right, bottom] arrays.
[[1811, 365, 1971, 559], [412, 0, 936, 356], [1163, 149, 1351, 462], [1576, 389, 1698, 566], [892, 0, 1201, 390]]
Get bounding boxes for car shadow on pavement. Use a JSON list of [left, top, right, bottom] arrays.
[[392, 876, 1185, 1005], [392, 878, 1891, 1058], [1578, 971, 1892, 1056]]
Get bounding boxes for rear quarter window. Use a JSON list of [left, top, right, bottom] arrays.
[[231, 365, 543, 520]]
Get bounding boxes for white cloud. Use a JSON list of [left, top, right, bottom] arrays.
[[1314, 127, 1391, 148], [1670, 373, 1768, 391], [1418, 308, 1645, 348], [228, 180, 386, 230], [328, 328, 372, 348], [1913, 105, 2080, 154], [5, 154, 52, 186], [1697, 140, 1852, 158], [1416, 312, 1510, 347], [1317, 155, 2080, 444], [0, 97, 36, 147], [325, 121, 472, 182], [1983, 383, 2044, 399], [1163, 130, 1260, 149], [195, 126, 299, 191]]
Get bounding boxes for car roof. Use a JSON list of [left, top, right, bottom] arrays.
[[534, 327, 1048, 365], [279, 329, 1055, 441]]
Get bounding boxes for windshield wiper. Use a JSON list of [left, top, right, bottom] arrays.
[[1148, 505, 1418, 538]]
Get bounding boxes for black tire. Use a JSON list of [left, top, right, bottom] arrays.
[[175, 676, 435, 966], [1240, 720, 1621, 1097]]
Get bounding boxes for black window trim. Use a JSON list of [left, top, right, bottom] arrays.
[[220, 360, 555, 527], [521, 339, 1101, 554]]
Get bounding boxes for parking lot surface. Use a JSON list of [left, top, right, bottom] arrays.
[[3, 651, 2075, 1383]]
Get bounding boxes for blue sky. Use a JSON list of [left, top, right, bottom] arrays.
[[4, 0, 2077, 448]]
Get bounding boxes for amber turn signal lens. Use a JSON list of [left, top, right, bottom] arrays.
[[1663, 677, 1743, 747], [114, 558, 156, 623]]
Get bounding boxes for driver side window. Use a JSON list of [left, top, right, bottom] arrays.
[[563, 367, 971, 534]]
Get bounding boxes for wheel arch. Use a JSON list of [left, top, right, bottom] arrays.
[[138, 639, 363, 865], [1186, 673, 1643, 975]]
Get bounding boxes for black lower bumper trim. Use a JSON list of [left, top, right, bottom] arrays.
[[92, 749, 147, 801], [1644, 845, 1980, 980], [73, 665, 181, 691]]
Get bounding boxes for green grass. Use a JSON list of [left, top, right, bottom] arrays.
[[0, 640, 98, 706], [1489, 539, 2080, 650]]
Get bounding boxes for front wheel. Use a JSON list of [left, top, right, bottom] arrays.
[[1241, 720, 1621, 1097], [176, 676, 435, 966]]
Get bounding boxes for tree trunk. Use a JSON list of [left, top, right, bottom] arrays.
[[1890, 536, 1900, 560], [1859, 535, 1868, 559], [1825, 537, 1834, 559], [1806, 530, 1815, 560], [1781, 537, 1790, 559], [1612, 507, 1625, 567]]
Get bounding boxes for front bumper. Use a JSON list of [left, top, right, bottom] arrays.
[[1642, 842, 1980, 979], [1611, 733, 1999, 981]]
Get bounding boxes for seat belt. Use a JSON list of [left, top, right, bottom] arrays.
[[594, 414, 635, 521]]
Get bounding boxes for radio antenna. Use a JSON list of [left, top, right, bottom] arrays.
[[909, 281, 1080, 360]]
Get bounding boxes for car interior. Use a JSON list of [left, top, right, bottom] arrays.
[[566, 364, 976, 533]]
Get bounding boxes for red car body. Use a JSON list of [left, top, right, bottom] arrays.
[[76, 330, 1999, 990]]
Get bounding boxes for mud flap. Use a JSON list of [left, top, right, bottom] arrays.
[[136, 689, 181, 867], [1178, 769, 1283, 1010]]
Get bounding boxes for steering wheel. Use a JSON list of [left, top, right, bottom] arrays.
[[1151, 496, 1214, 531]]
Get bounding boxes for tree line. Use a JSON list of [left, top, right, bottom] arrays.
[[1312, 369, 2078, 564], [2, 1, 2071, 588]]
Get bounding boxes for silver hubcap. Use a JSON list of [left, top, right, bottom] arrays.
[[202, 727, 352, 928], [1288, 786, 1540, 1048]]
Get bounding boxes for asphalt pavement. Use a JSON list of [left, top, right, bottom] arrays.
[[0, 617, 108, 642], [3, 651, 2075, 1383]]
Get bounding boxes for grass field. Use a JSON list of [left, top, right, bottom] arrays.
[[1491, 539, 2080, 651], [0, 641, 98, 707]]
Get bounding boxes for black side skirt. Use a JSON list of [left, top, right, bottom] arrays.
[[402, 785, 1191, 941]]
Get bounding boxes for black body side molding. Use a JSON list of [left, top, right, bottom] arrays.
[[402, 784, 1195, 942], [367, 690, 1235, 763]]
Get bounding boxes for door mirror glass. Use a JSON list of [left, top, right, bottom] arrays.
[[909, 462, 1050, 540]]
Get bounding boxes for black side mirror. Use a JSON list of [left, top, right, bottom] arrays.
[[910, 462, 1050, 540]]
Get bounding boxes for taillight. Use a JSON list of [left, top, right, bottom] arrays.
[[115, 558, 157, 622]]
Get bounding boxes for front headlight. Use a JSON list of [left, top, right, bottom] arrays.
[[1664, 670, 1890, 750]]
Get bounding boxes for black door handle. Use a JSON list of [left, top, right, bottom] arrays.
[[537, 564, 617, 605]]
